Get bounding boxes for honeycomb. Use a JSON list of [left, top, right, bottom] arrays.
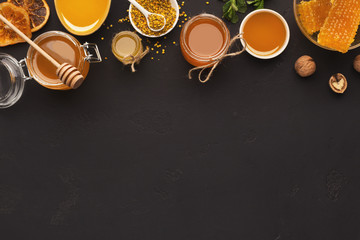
[[318, 0, 360, 53], [297, 0, 332, 35]]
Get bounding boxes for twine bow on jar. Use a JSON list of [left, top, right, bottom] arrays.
[[123, 46, 150, 72], [111, 31, 150, 72], [188, 33, 247, 83]]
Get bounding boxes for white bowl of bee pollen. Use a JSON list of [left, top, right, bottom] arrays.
[[128, 0, 179, 38], [239, 9, 290, 59]]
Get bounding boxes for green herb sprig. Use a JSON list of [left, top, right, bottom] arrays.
[[247, 0, 265, 9], [221, 0, 264, 23]]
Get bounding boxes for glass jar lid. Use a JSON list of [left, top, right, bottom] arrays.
[[0, 53, 27, 109]]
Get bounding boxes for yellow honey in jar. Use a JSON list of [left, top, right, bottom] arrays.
[[55, 0, 111, 36], [112, 31, 143, 64], [115, 36, 137, 56]]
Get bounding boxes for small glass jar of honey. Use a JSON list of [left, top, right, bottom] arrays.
[[112, 31, 143, 64], [0, 31, 102, 108], [180, 14, 230, 67]]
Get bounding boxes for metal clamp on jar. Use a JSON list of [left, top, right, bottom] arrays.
[[0, 31, 102, 109]]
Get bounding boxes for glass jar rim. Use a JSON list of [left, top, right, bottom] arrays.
[[180, 13, 231, 63]]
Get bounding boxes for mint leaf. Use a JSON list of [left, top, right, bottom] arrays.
[[236, 0, 247, 13], [222, 0, 239, 23], [247, 0, 264, 9], [222, 0, 247, 23], [231, 13, 239, 23], [221, 0, 265, 23], [256, 0, 264, 9]]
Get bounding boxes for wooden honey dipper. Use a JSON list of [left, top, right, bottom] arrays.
[[0, 14, 84, 89]]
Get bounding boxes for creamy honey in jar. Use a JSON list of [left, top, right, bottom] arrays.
[[0, 31, 102, 108]]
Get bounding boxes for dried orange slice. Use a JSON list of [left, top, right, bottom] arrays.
[[8, 0, 50, 32], [0, 2, 32, 47]]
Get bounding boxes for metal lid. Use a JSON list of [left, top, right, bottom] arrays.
[[0, 53, 27, 109]]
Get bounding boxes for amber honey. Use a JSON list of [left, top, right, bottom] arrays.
[[27, 31, 89, 90], [242, 11, 287, 57], [55, 0, 111, 36], [187, 20, 224, 57], [180, 14, 230, 67]]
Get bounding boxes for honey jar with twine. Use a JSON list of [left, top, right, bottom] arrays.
[[180, 14, 247, 83], [112, 31, 149, 72]]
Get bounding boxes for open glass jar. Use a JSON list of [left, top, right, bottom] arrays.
[[180, 14, 230, 67], [0, 31, 101, 109]]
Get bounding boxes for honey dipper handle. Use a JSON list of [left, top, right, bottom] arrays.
[[0, 14, 60, 68]]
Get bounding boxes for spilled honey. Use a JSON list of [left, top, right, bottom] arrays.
[[243, 11, 287, 56], [55, 0, 111, 35]]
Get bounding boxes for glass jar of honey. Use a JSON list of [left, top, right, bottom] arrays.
[[112, 31, 143, 64], [0, 31, 101, 108], [180, 14, 230, 67]]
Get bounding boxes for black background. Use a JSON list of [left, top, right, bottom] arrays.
[[1, 0, 360, 239]]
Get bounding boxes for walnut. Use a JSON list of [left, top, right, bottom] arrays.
[[354, 55, 360, 73], [329, 73, 347, 94], [295, 55, 316, 77]]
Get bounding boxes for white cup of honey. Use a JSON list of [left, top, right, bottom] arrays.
[[239, 9, 290, 59]]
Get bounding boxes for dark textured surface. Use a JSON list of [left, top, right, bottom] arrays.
[[1, 0, 360, 239]]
